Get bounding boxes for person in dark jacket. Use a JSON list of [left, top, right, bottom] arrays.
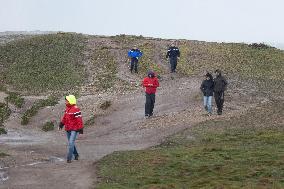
[[58, 95, 84, 163], [200, 73, 214, 115], [166, 43, 180, 73], [213, 70, 228, 115], [142, 71, 160, 118], [128, 46, 143, 73]]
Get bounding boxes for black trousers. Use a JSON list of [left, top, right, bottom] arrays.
[[169, 58, 177, 72], [145, 93, 155, 116], [130, 58, 138, 73], [214, 91, 225, 113]]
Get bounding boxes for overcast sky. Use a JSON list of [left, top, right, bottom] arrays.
[[0, 0, 283, 44]]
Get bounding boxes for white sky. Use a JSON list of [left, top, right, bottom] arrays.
[[0, 0, 283, 44]]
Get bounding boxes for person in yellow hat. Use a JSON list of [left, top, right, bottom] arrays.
[[59, 95, 84, 163]]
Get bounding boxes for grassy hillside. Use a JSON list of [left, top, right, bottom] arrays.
[[96, 101, 284, 189], [0, 33, 86, 94], [0, 34, 283, 95]]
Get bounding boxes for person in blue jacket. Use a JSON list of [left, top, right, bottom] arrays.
[[128, 46, 143, 73]]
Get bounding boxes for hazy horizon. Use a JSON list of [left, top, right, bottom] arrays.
[[1, 0, 284, 46]]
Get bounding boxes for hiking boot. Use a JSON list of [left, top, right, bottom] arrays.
[[67, 159, 72, 163], [74, 155, 79, 160], [207, 112, 212, 116], [217, 111, 222, 115], [204, 106, 208, 111]]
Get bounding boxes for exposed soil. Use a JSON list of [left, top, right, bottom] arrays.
[[0, 37, 266, 189]]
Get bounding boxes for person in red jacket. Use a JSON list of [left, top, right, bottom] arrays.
[[142, 71, 160, 118], [59, 95, 84, 163]]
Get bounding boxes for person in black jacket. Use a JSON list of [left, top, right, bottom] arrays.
[[166, 43, 180, 73], [200, 73, 214, 115], [213, 69, 228, 115]]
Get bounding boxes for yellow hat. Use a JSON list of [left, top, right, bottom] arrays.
[[65, 95, 76, 105]]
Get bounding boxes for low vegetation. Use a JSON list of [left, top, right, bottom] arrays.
[[99, 100, 112, 110], [21, 96, 58, 125], [91, 49, 117, 91], [0, 102, 11, 123], [42, 121, 55, 132], [0, 152, 9, 158], [96, 101, 284, 189], [139, 42, 165, 77], [5, 91, 24, 108], [0, 33, 87, 94], [0, 127, 7, 135]]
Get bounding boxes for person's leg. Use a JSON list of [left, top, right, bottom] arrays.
[[130, 59, 134, 73], [149, 94, 155, 116], [203, 96, 208, 111], [207, 96, 212, 113], [134, 59, 138, 73], [145, 93, 151, 116], [173, 59, 177, 72], [170, 58, 175, 73], [67, 131, 78, 162], [219, 91, 225, 113], [214, 92, 222, 114]]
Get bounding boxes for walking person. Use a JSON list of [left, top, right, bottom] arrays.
[[200, 73, 214, 116], [142, 71, 160, 118], [213, 70, 228, 115], [128, 46, 143, 73], [166, 43, 180, 73], [58, 95, 84, 163]]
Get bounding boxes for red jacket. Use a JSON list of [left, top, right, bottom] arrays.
[[61, 104, 83, 131], [142, 76, 159, 94]]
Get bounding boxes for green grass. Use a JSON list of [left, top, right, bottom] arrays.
[[0, 33, 87, 94], [0, 102, 11, 123], [5, 91, 24, 108], [139, 42, 165, 77], [96, 101, 284, 189], [42, 121, 54, 132], [179, 42, 284, 91], [0, 152, 9, 158], [21, 96, 58, 125], [91, 49, 117, 91], [0, 127, 7, 135]]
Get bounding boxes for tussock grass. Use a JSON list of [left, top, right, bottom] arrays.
[[0, 33, 87, 94], [96, 101, 284, 189], [5, 91, 24, 108], [0, 102, 11, 123], [42, 121, 54, 132], [0, 152, 9, 158]]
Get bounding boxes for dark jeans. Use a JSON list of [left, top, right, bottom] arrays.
[[169, 58, 177, 72], [214, 91, 225, 113], [130, 58, 138, 73], [145, 93, 155, 116]]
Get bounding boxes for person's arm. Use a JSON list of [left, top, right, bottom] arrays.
[[58, 113, 66, 130], [166, 48, 170, 58], [200, 81, 205, 93], [152, 78, 160, 88], [74, 108, 83, 134], [177, 48, 180, 57], [223, 77, 228, 91]]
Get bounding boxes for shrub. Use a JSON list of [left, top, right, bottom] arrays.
[[0, 127, 7, 135], [99, 100, 112, 110], [42, 121, 54, 132]]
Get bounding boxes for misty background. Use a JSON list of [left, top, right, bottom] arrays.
[[0, 0, 283, 49]]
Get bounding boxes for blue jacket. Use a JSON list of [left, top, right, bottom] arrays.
[[128, 49, 143, 59]]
